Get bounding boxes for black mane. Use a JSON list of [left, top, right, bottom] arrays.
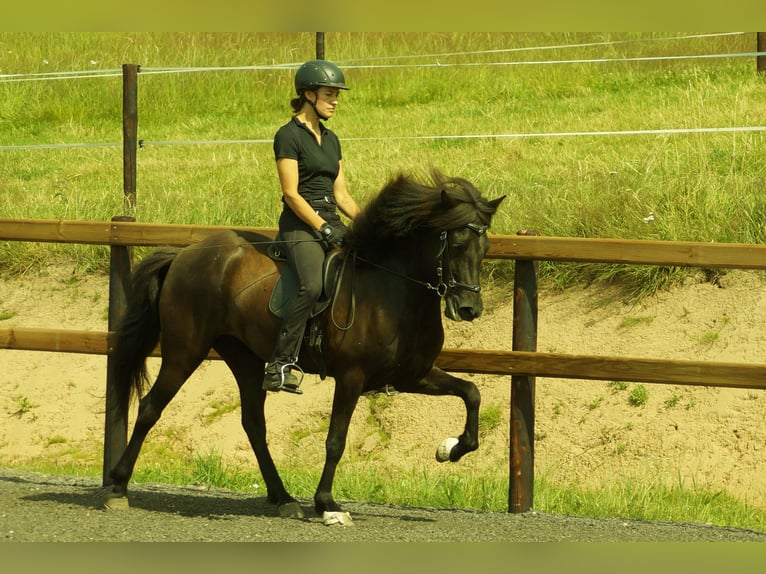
[[348, 169, 497, 253]]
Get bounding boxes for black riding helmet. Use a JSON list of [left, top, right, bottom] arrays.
[[294, 60, 350, 94]]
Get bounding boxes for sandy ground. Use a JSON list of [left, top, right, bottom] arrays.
[[1, 263, 765, 509]]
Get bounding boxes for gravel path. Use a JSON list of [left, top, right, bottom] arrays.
[[2, 468, 765, 542]]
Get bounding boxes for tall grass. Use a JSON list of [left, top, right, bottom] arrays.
[[1, 32, 765, 290]]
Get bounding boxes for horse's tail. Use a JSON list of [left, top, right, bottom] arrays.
[[109, 248, 181, 418]]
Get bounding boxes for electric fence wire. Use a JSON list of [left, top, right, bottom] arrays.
[[1, 32, 764, 152]]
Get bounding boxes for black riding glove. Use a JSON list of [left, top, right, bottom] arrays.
[[319, 222, 344, 249]]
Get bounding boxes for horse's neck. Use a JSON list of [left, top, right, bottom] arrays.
[[370, 232, 442, 285]]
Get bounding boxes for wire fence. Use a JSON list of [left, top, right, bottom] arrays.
[[1, 32, 765, 152]]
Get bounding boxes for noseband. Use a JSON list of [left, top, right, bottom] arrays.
[[429, 222, 487, 297]]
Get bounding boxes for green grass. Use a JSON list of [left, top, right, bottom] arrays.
[[1, 32, 765, 295]]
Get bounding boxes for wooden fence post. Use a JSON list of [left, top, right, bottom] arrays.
[[102, 216, 134, 485], [509, 230, 539, 513], [758, 33, 766, 74]]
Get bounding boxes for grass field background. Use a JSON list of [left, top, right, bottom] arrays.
[[2, 32, 765, 289]]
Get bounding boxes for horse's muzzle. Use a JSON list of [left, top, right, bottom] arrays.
[[445, 295, 483, 322]]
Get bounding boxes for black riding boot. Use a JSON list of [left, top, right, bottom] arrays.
[[263, 325, 304, 394]]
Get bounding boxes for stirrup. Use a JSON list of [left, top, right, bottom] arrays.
[[361, 384, 399, 397], [263, 363, 304, 395]]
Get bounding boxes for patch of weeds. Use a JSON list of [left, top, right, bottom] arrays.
[[202, 397, 240, 425], [628, 385, 649, 407], [697, 331, 720, 345], [607, 381, 629, 393], [552, 401, 564, 417], [367, 394, 395, 445], [478, 404, 502, 437], [586, 396, 604, 411], [0, 310, 16, 321], [619, 315, 654, 329], [46, 436, 68, 446], [290, 415, 330, 445], [664, 394, 681, 408], [10, 395, 37, 418]]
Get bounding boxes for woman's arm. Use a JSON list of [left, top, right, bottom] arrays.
[[276, 157, 326, 231], [332, 161, 361, 220]]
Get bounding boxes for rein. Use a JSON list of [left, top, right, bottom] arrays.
[[354, 222, 487, 297]]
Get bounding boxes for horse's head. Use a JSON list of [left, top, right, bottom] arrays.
[[349, 169, 505, 321], [440, 188, 505, 322]]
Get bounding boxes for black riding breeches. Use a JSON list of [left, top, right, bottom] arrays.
[[269, 227, 325, 364]]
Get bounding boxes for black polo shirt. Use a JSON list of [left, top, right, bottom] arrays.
[[273, 116, 342, 203]]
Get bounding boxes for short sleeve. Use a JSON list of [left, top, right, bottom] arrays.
[[273, 124, 299, 161]]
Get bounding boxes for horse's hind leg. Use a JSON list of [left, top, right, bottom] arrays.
[[106, 359, 201, 506], [216, 338, 304, 519]]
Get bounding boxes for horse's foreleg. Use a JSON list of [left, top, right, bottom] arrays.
[[405, 366, 481, 462], [314, 372, 362, 521]]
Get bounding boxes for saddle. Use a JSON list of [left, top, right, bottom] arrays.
[[267, 237, 347, 379]]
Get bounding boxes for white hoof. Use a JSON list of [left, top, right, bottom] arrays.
[[435, 436, 459, 462], [103, 495, 130, 510], [322, 511, 353, 526]]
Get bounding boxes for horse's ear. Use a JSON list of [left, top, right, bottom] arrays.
[[441, 189, 459, 209], [489, 195, 506, 211]]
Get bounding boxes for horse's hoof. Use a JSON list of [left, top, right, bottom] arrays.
[[322, 511, 353, 526], [103, 494, 130, 510], [278, 501, 305, 518], [436, 436, 460, 462]]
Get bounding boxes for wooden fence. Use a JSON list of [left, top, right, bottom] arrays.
[[2, 216, 766, 512]]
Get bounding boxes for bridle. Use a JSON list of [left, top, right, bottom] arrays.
[[351, 221, 488, 298], [430, 222, 487, 297]]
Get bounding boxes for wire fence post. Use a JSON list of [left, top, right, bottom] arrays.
[[509, 230, 539, 513], [122, 64, 139, 215], [316, 32, 325, 60]]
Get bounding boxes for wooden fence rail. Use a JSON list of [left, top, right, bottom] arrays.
[[2, 216, 766, 512], [4, 327, 765, 391], [3, 217, 766, 268]]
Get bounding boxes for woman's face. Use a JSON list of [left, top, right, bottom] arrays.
[[310, 87, 340, 118]]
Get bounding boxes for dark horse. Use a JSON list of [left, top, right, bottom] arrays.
[[106, 169, 505, 524]]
